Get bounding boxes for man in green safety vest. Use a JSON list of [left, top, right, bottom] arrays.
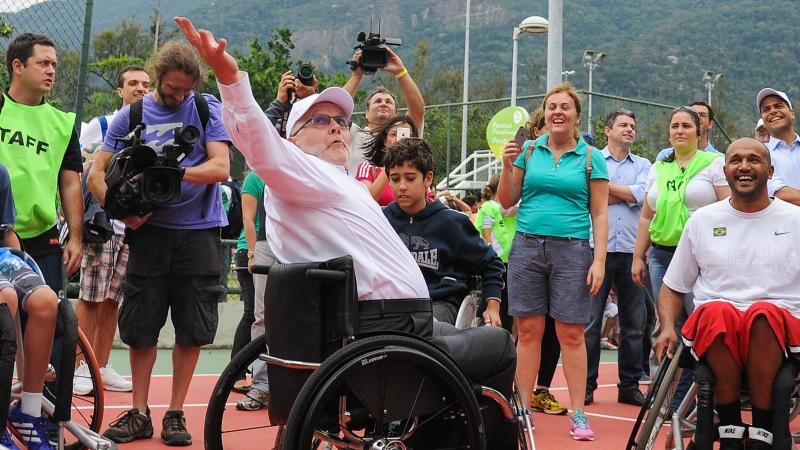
[[0, 32, 84, 450], [1, 32, 83, 289]]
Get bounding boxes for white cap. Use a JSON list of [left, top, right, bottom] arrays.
[[755, 118, 765, 133], [285, 87, 354, 137], [756, 88, 792, 112]]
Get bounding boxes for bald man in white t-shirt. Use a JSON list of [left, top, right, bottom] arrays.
[[654, 138, 800, 450]]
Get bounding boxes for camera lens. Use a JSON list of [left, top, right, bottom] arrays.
[[297, 64, 315, 86], [173, 126, 200, 147]]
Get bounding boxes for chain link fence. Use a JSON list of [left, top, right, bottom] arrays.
[[0, 0, 91, 120], [350, 90, 712, 195]]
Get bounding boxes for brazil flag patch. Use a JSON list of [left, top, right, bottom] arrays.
[[713, 227, 726, 237]]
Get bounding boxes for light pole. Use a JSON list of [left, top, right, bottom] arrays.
[[561, 70, 575, 82], [702, 70, 723, 105], [583, 50, 606, 135], [460, 0, 471, 171], [546, 0, 563, 90], [511, 16, 548, 107]]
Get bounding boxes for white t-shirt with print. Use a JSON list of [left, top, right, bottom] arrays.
[[663, 198, 800, 318], [646, 157, 727, 214]]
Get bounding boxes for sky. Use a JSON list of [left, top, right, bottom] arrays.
[[0, 0, 48, 13]]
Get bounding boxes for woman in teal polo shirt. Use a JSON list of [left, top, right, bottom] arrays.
[[498, 83, 609, 441]]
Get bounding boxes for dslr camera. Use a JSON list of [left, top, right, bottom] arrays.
[[294, 63, 315, 87], [104, 124, 199, 219], [347, 31, 401, 74]]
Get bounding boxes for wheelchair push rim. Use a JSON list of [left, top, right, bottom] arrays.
[[280, 334, 486, 450]]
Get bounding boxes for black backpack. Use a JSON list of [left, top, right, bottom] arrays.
[[220, 180, 243, 239]]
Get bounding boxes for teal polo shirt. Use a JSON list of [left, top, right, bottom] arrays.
[[513, 134, 609, 239]]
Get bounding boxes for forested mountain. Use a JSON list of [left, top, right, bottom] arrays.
[[4, 0, 800, 148]]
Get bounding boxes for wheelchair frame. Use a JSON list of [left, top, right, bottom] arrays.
[[204, 262, 534, 450], [628, 341, 800, 450], [4, 251, 115, 450]]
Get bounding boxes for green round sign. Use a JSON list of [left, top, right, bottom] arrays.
[[486, 106, 529, 160]]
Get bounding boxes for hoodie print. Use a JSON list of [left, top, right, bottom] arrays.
[[399, 232, 440, 270]]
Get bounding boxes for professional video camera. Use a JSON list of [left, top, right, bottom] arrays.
[[103, 124, 199, 219], [347, 29, 401, 74]]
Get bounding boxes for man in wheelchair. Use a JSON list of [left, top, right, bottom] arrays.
[[654, 138, 800, 450], [381, 137, 505, 327], [176, 18, 519, 448], [0, 163, 61, 450]]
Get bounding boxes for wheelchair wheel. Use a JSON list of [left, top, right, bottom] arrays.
[[205, 334, 276, 450], [280, 334, 486, 450], [635, 343, 685, 450], [11, 327, 104, 450]]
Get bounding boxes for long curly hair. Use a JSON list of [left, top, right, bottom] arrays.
[[363, 115, 419, 167]]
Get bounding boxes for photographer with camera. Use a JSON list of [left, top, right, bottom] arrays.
[[73, 65, 151, 397], [264, 68, 318, 136], [343, 35, 425, 175], [87, 42, 231, 447]]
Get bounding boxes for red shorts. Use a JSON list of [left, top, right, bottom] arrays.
[[681, 301, 800, 368]]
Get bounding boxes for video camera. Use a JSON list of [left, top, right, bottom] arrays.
[[347, 29, 401, 74], [103, 124, 199, 219]]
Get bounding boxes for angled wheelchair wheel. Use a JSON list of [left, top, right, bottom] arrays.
[[635, 343, 685, 450], [10, 328, 104, 450], [280, 334, 486, 450], [205, 334, 276, 450]]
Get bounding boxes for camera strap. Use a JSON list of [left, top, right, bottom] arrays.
[[127, 92, 215, 220], [128, 92, 210, 134]]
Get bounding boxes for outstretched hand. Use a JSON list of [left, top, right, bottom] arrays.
[[174, 17, 240, 85]]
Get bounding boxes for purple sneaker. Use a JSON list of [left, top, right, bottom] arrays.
[[570, 409, 595, 441]]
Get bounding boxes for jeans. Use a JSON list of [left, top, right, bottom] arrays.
[[585, 252, 646, 392], [648, 246, 695, 410], [251, 240, 276, 391], [231, 249, 255, 379]]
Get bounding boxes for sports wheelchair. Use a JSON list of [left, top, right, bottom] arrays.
[[1, 250, 112, 450], [205, 256, 534, 450], [628, 341, 799, 450]]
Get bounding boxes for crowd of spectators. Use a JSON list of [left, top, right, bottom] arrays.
[[0, 18, 797, 449]]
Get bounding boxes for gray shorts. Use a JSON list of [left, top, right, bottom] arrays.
[[507, 233, 593, 324]]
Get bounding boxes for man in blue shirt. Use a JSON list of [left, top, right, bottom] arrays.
[[757, 88, 800, 206], [585, 110, 651, 406], [655, 101, 722, 161]]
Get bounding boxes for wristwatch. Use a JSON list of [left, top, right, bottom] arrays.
[[247, 250, 255, 259]]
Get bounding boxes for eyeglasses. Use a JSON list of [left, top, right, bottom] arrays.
[[293, 114, 349, 135]]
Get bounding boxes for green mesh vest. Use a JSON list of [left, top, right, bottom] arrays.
[[0, 93, 74, 238]]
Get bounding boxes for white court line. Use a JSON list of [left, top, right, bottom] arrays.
[[584, 411, 637, 422]]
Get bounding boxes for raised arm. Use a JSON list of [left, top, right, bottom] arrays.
[[383, 47, 425, 130]]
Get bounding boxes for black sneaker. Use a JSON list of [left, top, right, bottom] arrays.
[[584, 390, 594, 406], [745, 427, 773, 450], [161, 410, 192, 446], [618, 389, 645, 406], [102, 408, 153, 443], [718, 424, 746, 450]]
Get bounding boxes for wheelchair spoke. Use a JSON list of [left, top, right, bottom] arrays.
[[401, 374, 426, 436], [221, 423, 279, 435]]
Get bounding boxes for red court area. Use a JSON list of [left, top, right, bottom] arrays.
[[94, 364, 799, 449]]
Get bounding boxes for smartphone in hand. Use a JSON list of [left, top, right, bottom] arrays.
[[512, 126, 531, 147], [396, 127, 411, 141]]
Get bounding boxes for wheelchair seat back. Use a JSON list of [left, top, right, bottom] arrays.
[[265, 256, 358, 425]]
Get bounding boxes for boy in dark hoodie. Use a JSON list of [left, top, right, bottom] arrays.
[[382, 137, 505, 327]]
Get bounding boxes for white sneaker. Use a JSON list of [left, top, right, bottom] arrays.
[[100, 364, 132, 392], [73, 361, 93, 396]]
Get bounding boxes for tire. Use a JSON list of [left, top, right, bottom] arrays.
[[205, 334, 271, 450], [636, 343, 685, 450], [280, 334, 486, 450], [11, 328, 104, 450]]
